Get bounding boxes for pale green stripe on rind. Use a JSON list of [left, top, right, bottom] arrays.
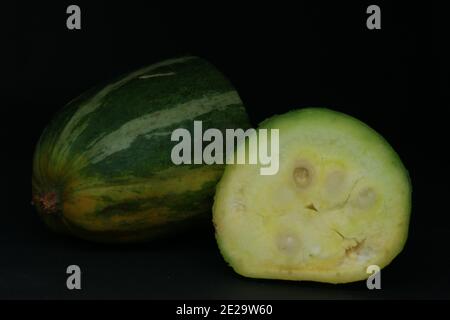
[[32, 56, 250, 197], [85, 91, 241, 165], [53, 56, 197, 167]]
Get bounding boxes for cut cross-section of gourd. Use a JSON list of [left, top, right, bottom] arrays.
[[213, 108, 411, 283]]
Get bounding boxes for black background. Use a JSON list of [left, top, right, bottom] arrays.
[[4, 1, 449, 299]]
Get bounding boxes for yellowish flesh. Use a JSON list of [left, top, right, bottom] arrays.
[[213, 109, 411, 284]]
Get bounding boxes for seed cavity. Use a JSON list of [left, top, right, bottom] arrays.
[[355, 187, 377, 209], [293, 164, 313, 188]]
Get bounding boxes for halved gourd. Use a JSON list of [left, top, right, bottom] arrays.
[[213, 108, 411, 283]]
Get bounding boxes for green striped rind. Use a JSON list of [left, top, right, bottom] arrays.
[[32, 56, 250, 242]]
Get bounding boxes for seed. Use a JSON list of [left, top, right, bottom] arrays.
[[293, 167, 311, 188]]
